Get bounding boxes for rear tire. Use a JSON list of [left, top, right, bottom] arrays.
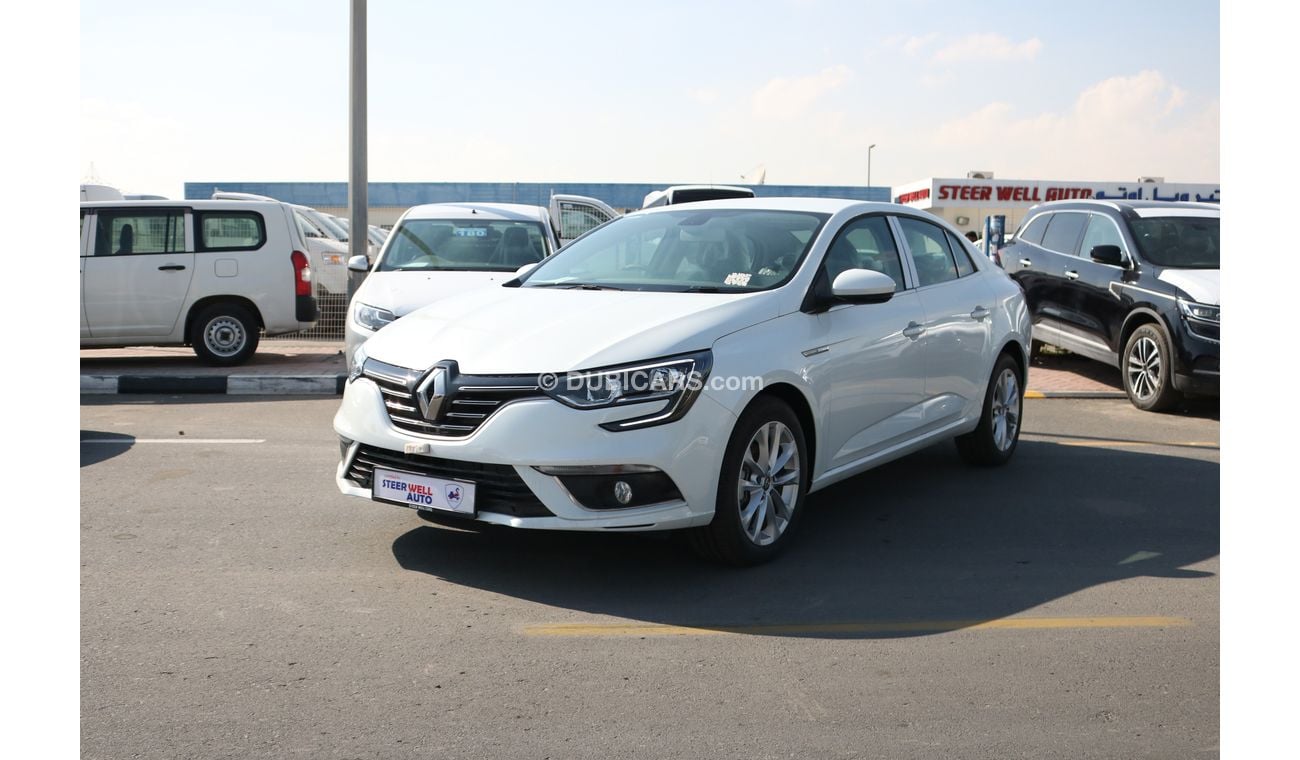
[[686, 397, 809, 566], [1122, 323, 1183, 412], [190, 303, 259, 366], [956, 353, 1023, 466]]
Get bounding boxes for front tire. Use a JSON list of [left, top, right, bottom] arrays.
[[1122, 323, 1182, 412], [687, 397, 809, 566], [956, 353, 1023, 466], [190, 303, 259, 366]]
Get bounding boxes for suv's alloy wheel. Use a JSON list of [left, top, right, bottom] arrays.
[[1122, 324, 1182, 412]]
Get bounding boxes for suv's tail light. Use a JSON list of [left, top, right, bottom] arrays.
[[291, 250, 312, 296]]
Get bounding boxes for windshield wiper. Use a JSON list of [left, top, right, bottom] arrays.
[[530, 283, 624, 291]]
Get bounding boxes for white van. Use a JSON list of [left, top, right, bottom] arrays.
[[640, 185, 755, 209], [80, 200, 318, 365], [211, 191, 351, 302]]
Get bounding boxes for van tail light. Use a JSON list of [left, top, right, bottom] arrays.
[[291, 251, 312, 296]]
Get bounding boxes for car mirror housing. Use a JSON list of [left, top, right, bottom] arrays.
[[1090, 244, 1126, 267], [831, 269, 896, 304], [347, 254, 371, 272]]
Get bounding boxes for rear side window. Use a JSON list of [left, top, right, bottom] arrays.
[[196, 211, 267, 251], [1018, 213, 1051, 245], [897, 216, 959, 287], [945, 231, 978, 276], [93, 209, 185, 256], [1040, 213, 1087, 255]]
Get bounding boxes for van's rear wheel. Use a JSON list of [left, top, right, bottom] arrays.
[[191, 303, 259, 366]]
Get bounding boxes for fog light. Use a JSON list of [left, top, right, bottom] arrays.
[[535, 465, 684, 509], [614, 480, 633, 505]]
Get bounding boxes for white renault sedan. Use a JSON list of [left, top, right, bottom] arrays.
[[334, 198, 1031, 564]]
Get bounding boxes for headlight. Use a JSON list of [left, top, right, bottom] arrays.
[[544, 351, 713, 431], [1177, 299, 1219, 323], [348, 344, 368, 383], [353, 302, 397, 332]]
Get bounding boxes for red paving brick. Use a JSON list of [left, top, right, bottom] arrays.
[[82, 340, 1125, 396]]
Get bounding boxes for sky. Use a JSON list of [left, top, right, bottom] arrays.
[[80, 0, 1220, 198]]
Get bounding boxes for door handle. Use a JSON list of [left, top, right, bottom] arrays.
[[970, 306, 990, 321], [158, 264, 186, 271], [1064, 270, 1080, 280], [1019, 258, 1033, 268], [902, 321, 925, 340]]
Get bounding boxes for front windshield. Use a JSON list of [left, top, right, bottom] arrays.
[[521, 209, 829, 292], [304, 209, 348, 241], [1130, 215, 1219, 269], [377, 219, 551, 272]]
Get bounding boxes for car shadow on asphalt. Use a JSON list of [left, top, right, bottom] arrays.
[[80, 430, 135, 467], [389, 440, 1218, 639]]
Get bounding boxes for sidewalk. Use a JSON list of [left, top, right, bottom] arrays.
[[81, 342, 1125, 398]]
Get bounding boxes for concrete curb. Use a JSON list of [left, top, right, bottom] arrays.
[[1024, 389, 1127, 399], [81, 374, 347, 395]]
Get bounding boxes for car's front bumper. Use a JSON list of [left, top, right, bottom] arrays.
[[332, 375, 736, 531], [1171, 316, 1220, 397]]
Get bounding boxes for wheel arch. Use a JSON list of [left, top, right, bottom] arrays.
[[1118, 306, 1175, 358], [743, 382, 818, 477]]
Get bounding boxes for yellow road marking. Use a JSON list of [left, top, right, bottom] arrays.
[[523, 616, 1191, 638], [1024, 390, 1047, 399]]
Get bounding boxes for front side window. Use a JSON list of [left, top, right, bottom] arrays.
[[821, 216, 905, 287], [521, 209, 828, 292], [93, 210, 185, 256], [196, 211, 266, 251], [897, 216, 959, 287], [1129, 216, 1219, 269], [1040, 213, 1087, 255], [1078, 214, 1125, 261], [378, 219, 552, 272]]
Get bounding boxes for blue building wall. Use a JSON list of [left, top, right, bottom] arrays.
[[184, 181, 890, 209]]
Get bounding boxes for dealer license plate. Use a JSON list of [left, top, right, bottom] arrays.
[[372, 467, 476, 515]]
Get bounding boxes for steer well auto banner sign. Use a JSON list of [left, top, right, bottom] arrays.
[[893, 177, 1221, 209]]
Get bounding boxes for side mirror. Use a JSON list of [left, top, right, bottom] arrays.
[[514, 262, 539, 278], [1089, 244, 1126, 267], [831, 269, 896, 304], [347, 254, 370, 272]]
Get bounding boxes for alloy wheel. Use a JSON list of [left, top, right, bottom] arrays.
[[991, 368, 1021, 452], [1127, 336, 1162, 401], [736, 421, 801, 546]]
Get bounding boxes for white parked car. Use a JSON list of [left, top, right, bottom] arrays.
[[641, 184, 755, 209], [344, 200, 611, 364], [334, 198, 1030, 564], [81, 199, 317, 364]]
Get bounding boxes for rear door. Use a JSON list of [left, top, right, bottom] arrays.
[[549, 195, 620, 246], [1003, 212, 1052, 316], [1058, 212, 1132, 357], [82, 207, 195, 338], [895, 215, 994, 422], [1032, 210, 1089, 343], [80, 209, 92, 340]]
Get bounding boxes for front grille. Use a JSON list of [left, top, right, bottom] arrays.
[[346, 444, 553, 517], [363, 359, 544, 438]]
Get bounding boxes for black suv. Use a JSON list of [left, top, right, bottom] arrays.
[[1001, 200, 1219, 411]]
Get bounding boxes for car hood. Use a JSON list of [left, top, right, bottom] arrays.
[[361, 286, 777, 374], [355, 270, 514, 317], [1157, 268, 1219, 305]]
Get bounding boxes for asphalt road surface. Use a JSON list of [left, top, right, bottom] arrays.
[[81, 396, 1219, 759]]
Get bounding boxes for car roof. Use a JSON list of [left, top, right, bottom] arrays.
[[81, 199, 282, 209], [631, 196, 920, 216], [1026, 199, 1220, 215], [402, 202, 548, 222]]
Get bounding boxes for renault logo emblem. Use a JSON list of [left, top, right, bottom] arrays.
[[416, 366, 448, 420]]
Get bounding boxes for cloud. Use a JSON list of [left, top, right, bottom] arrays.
[[902, 33, 938, 56], [751, 64, 851, 120], [932, 34, 1042, 64], [928, 70, 1218, 180]]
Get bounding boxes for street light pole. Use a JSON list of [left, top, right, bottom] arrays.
[[867, 143, 877, 189], [348, 0, 367, 266]]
